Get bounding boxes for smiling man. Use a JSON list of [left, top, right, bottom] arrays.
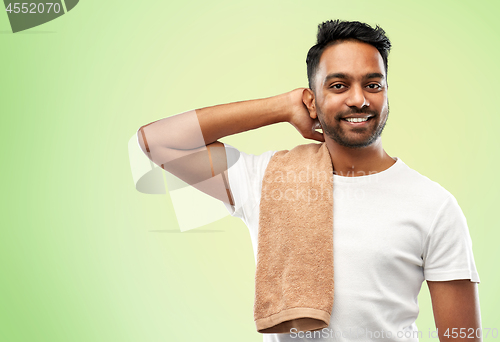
[[302, 37, 395, 177], [137, 20, 481, 341]]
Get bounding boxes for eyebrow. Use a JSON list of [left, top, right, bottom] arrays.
[[323, 72, 385, 85]]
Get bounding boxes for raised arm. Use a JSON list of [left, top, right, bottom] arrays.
[[427, 279, 482, 341], [136, 88, 324, 205]]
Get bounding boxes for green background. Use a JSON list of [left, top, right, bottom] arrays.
[[1, 0, 498, 341]]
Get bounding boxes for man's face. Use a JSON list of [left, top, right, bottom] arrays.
[[312, 40, 389, 149]]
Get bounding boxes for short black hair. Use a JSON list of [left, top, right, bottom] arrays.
[[306, 19, 392, 91]]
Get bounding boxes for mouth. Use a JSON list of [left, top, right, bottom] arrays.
[[341, 116, 374, 126]]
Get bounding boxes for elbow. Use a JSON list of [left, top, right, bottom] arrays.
[[136, 126, 150, 155]]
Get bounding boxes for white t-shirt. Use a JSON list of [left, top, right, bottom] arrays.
[[222, 143, 480, 342]]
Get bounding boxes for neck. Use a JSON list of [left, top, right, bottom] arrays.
[[324, 137, 395, 177]]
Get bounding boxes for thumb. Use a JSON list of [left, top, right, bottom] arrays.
[[310, 130, 325, 142]]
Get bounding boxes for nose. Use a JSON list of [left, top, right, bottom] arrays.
[[345, 84, 369, 109]]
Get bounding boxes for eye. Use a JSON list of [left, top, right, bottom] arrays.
[[367, 84, 382, 89], [330, 84, 346, 90]]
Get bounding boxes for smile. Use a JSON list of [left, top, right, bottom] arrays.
[[341, 116, 374, 126]]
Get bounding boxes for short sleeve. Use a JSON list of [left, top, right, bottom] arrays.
[[422, 195, 480, 283], [222, 143, 277, 221]]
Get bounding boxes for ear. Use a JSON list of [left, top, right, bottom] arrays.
[[302, 88, 317, 119]]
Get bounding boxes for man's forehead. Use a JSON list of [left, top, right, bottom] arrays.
[[316, 41, 385, 85], [320, 40, 383, 64]]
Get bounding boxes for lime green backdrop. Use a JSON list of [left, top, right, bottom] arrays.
[[1, 0, 498, 341]]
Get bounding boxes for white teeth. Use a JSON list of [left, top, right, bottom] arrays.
[[345, 117, 369, 122]]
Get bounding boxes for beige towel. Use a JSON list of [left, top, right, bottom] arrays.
[[255, 142, 334, 334]]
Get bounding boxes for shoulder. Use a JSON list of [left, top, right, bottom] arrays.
[[393, 159, 455, 206], [223, 142, 279, 176], [269, 142, 324, 161]]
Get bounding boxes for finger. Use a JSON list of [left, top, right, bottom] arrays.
[[312, 123, 323, 135], [312, 120, 322, 131]]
